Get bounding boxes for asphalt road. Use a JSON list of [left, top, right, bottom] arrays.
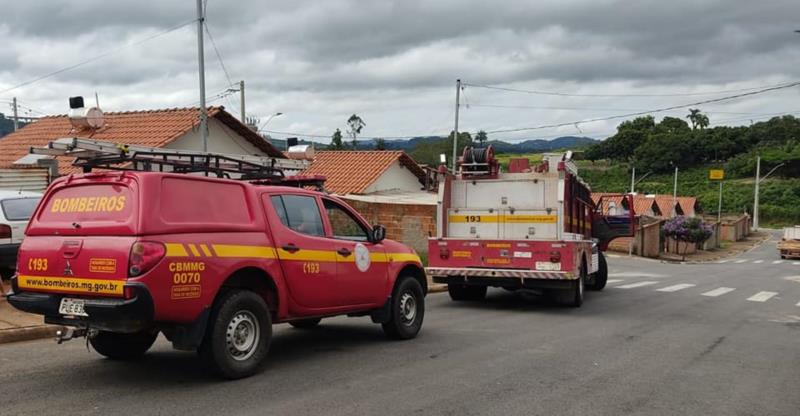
[[1, 232, 799, 416]]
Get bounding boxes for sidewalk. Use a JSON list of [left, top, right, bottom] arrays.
[[1, 278, 63, 344]]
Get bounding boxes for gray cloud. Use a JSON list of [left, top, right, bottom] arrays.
[[0, 0, 798, 142]]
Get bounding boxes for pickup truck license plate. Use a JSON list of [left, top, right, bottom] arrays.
[[59, 298, 88, 317], [535, 261, 561, 271]]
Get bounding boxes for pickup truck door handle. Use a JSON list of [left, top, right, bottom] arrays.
[[337, 248, 352, 256], [282, 244, 300, 253]]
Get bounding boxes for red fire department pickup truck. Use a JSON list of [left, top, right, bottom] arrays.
[[7, 138, 426, 379]]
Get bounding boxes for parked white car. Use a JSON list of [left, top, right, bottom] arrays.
[[0, 190, 42, 277]]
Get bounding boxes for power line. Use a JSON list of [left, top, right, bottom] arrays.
[[203, 24, 233, 86], [462, 81, 800, 98], [0, 19, 196, 95], [483, 81, 800, 135]]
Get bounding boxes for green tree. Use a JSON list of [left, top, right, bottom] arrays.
[[346, 114, 366, 149], [475, 130, 488, 147], [329, 128, 344, 150], [687, 108, 709, 130], [410, 131, 473, 166]]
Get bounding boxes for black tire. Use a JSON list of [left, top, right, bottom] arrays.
[[289, 318, 321, 329], [382, 277, 425, 340], [588, 252, 608, 291], [90, 329, 158, 360], [199, 290, 272, 379], [556, 263, 585, 307], [447, 284, 487, 301], [781, 255, 787, 259]]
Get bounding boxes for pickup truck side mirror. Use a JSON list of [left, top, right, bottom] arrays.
[[372, 224, 386, 243]]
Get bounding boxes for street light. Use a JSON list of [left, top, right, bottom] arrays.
[[259, 112, 283, 131], [752, 156, 785, 230]]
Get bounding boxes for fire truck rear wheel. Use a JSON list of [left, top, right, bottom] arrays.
[[555, 264, 585, 307], [588, 252, 608, 291], [199, 289, 272, 379], [447, 284, 487, 301], [289, 318, 322, 329], [382, 276, 425, 340], [90, 329, 158, 360]]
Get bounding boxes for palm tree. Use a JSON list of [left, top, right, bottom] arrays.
[[687, 108, 709, 130]]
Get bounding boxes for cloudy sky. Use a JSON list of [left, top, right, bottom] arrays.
[[1, 0, 799, 143]]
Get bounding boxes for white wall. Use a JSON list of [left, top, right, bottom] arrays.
[[364, 161, 423, 194], [166, 118, 268, 156]]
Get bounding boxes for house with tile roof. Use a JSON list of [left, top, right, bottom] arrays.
[[300, 151, 429, 196], [0, 106, 282, 180]]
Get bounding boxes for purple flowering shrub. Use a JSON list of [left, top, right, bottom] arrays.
[[663, 216, 713, 243]]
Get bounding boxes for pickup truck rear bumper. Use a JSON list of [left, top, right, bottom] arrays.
[[6, 278, 154, 333]]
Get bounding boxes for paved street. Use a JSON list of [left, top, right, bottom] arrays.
[[1, 232, 799, 416]]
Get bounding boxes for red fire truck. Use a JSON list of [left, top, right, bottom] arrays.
[[426, 147, 634, 307]]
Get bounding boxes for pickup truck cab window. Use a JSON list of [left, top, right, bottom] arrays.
[[270, 195, 324, 237], [323, 199, 370, 242]]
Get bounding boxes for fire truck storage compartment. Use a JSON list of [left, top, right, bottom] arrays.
[[447, 174, 559, 240]]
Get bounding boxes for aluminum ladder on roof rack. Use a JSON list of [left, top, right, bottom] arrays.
[[29, 137, 310, 179]]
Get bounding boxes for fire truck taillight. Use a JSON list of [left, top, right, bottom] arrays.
[[549, 251, 561, 263], [129, 242, 165, 277]]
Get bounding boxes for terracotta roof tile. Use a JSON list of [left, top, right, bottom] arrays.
[[0, 106, 282, 174], [300, 151, 425, 195], [677, 196, 698, 217]]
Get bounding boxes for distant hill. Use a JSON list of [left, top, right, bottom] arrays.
[[0, 113, 27, 139], [348, 135, 596, 152]]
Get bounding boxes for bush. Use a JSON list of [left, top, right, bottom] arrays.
[[663, 216, 713, 243]]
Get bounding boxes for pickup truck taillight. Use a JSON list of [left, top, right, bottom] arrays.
[[128, 241, 165, 277], [0, 224, 11, 239]]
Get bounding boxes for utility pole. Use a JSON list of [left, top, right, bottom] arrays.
[[11, 97, 18, 131], [452, 79, 461, 174], [717, 180, 723, 224], [672, 166, 678, 217], [753, 157, 785, 230], [239, 80, 245, 124], [195, 0, 208, 152], [630, 166, 635, 193], [753, 156, 761, 230]]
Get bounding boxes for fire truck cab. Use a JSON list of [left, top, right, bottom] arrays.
[[6, 138, 427, 379], [426, 147, 634, 307]]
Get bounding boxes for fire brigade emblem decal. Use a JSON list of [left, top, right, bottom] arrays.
[[354, 243, 371, 272]]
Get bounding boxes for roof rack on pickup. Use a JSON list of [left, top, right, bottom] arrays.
[[30, 137, 324, 188]]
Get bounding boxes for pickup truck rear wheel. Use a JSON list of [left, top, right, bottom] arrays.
[[587, 252, 608, 291], [382, 277, 425, 340], [199, 290, 272, 379], [448, 284, 487, 301], [289, 318, 321, 329], [90, 329, 158, 360]]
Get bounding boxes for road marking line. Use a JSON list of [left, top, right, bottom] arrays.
[[753, 260, 764, 264], [734, 260, 747, 264], [616, 281, 658, 289], [609, 272, 666, 278], [773, 260, 784, 264], [716, 260, 729, 264], [606, 279, 624, 284], [657, 283, 696, 292], [747, 291, 778, 302], [702, 287, 736, 297], [796, 300, 800, 307], [794, 262, 800, 266]]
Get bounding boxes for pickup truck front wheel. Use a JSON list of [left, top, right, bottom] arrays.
[[382, 277, 425, 340], [200, 290, 272, 379], [90, 329, 158, 360]]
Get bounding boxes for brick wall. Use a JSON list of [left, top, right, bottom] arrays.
[[343, 198, 437, 254]]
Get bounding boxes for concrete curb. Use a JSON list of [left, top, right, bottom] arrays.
[[0, 325, 63, 345]]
